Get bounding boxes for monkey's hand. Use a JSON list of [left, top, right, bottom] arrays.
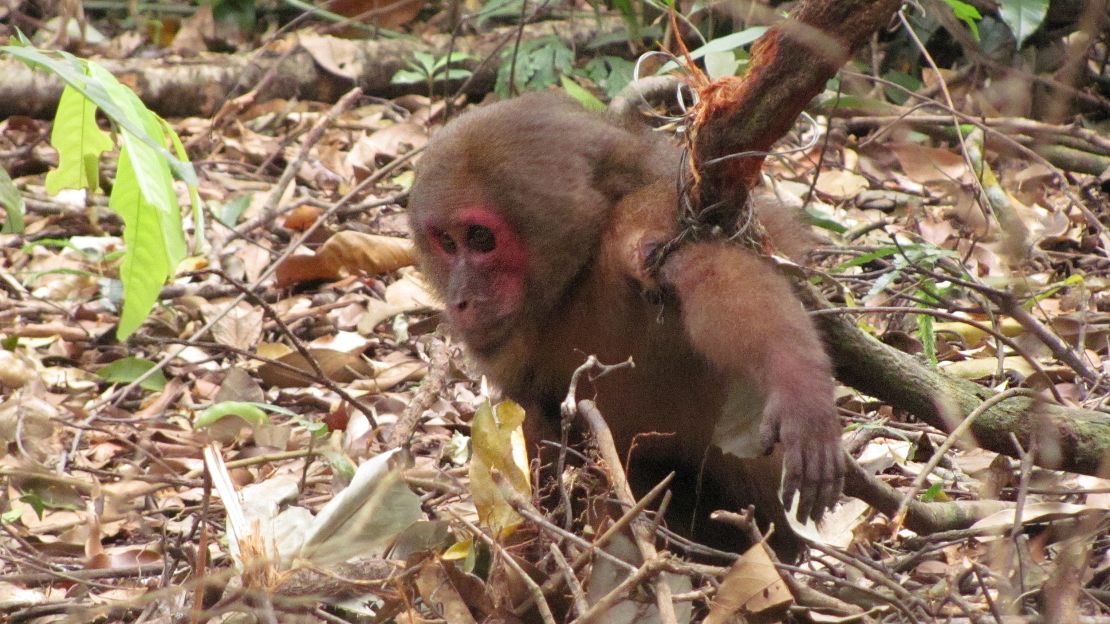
[[760, 390, 844, 524]]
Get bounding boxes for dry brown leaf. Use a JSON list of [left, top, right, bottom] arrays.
[[360, 270, 441, 331], [283, 205, 325, 231], [705, 542, 792, 623], [277, 231, 414, 288], [325, 0, 427, 29], [203, 301, 264, 351], [256, 332, 373, 388], [319, 231, 415, 275], [299, 34, 364, 81], [814, 169, 869, 200], [890, 143, 968, 184], [415, 559, 478, 624], [275, 252, 342, 288]]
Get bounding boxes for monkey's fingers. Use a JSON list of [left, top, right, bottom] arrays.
[[799, 445, 843, 523], [793, 451, 824, 523], [784, 441, 844, 524], [779, 438, 806, 517]]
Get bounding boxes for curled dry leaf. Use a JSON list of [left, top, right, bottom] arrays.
[[275, 231, 415, 288], [319, 231, 415, 275]]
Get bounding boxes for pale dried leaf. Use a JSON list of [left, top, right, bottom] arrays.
[[705, 542, 792, 624]]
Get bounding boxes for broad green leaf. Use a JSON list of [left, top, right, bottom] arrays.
[[560, 75, 606, 111], [0, 164, 25, 234], [44, 85, 113, 195], [440, 68, 474, 81], [391, 69, 426, 84], [110, 141, 175, 339], [881, 70, 922, 105], [90, 65, 187, 339], [999, 0, 1048, 48], [942, 0, 982, 39], [97, 357, 167, 391]]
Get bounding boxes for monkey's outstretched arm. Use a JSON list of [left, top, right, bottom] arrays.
[[661, 241, 844, 522]]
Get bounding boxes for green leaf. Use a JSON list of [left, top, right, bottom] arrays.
[[474, 0, 523, 28], [660, 28, 767, 72], [917, 312, 937, 367], [816, 93, 894, 112], [23, 267, 100, 285], [19, 494, 46, 520], [496, 36, 575, 96], [295, 417, 329, 437], [160, 115, 205, 255], [97, 357, 168, 391], [195, 401, 271, 429], [921, 482, 945, 502], [216, 194, 251, 226], [581, 56, 634, 99], [801, 206, 846, 234], [0, 164, 25, 234], [392, 69, 426, 85], [92, 65, 187, 339], [881, 71, 922, 105], [611, 0, 641, 39], [439, 68, 474, 81], [559, 75, 606, 111], [44, 84, 114, 195], [414, 50, 437, 74], [998, 0, 1048, 48], [942, 0, 982, 40], [110, 140, 177, 339], [831, 245, 905, 272]]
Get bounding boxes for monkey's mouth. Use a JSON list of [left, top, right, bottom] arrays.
[[450, 313, 515, 357]]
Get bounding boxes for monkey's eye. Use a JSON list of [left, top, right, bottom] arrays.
[[466, 225, 496, 253], [434, 231, 457, 254]]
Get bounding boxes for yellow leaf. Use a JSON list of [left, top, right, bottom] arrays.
[[441, 539, 473, 561], [468, 399, 531, 537]]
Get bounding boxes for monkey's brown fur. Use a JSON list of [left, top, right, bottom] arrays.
[[408, 92, 843, 555]]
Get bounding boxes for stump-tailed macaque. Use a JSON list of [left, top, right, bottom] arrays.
[[408, 92, 843, 552]]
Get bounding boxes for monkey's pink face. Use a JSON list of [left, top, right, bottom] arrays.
[[420, 207, 528, 355]]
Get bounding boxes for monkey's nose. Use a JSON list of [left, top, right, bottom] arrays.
[[454, 300, 469, 312]]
